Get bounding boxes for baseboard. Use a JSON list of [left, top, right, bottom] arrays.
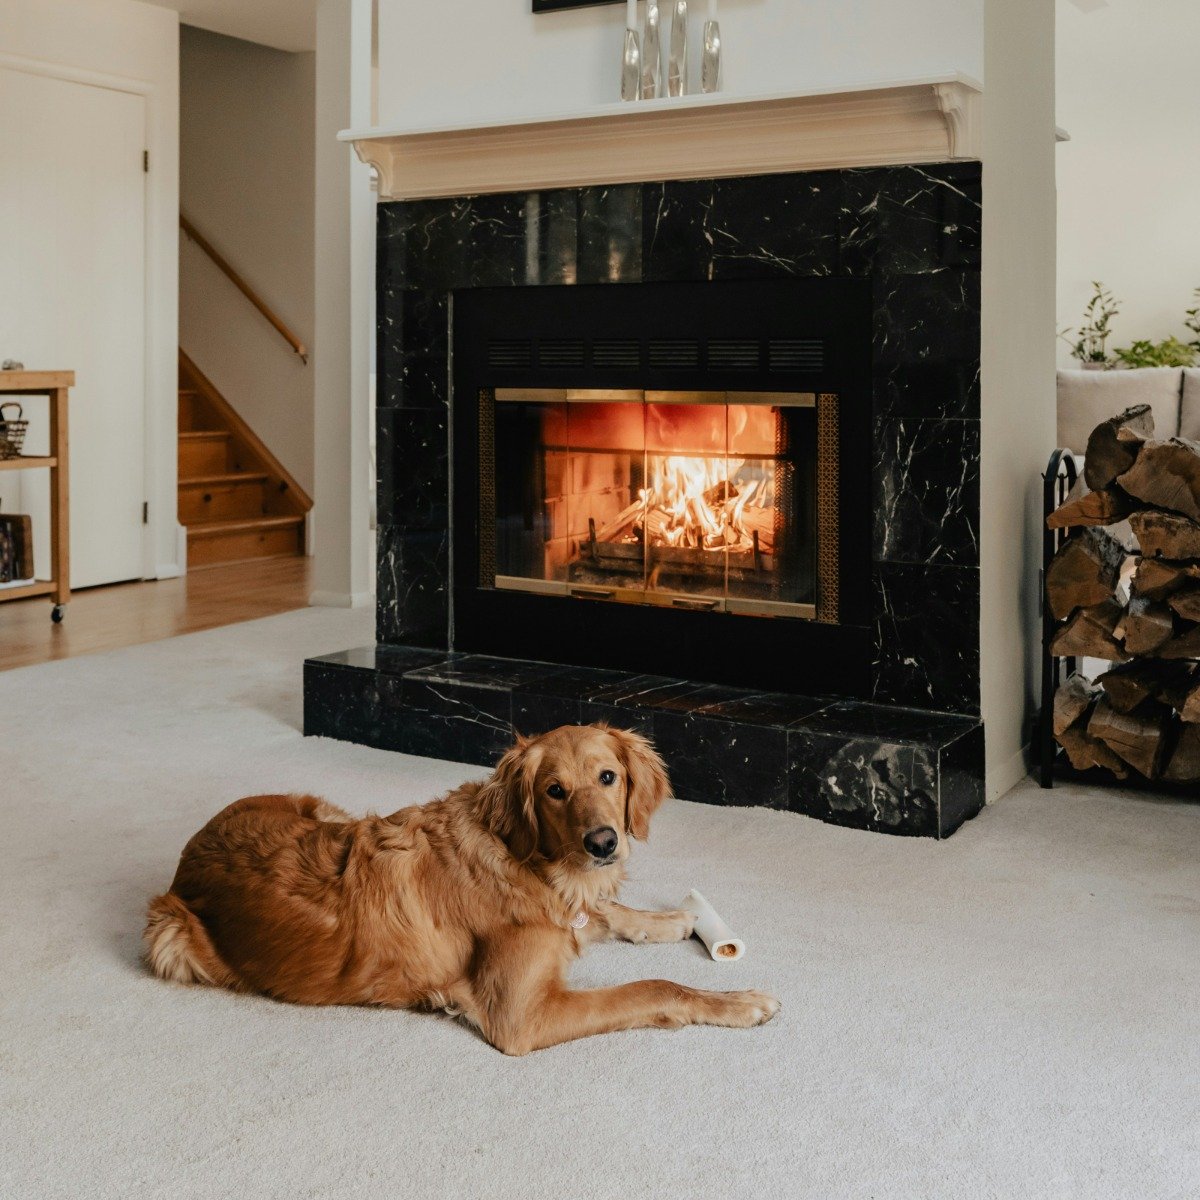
[[987, 742, 1032, 803], [308, 590, 374, 609], [151, 525, 189, 580]]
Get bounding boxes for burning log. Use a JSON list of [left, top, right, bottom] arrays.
[[1128, 509, 1200, 561], [1084, 404, 1155, 491], [1117, 436, 1200, 521], [1044, 527, 1128, 621], [1087, 696, 1172, 779]]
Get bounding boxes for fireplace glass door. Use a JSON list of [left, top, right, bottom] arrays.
[[484, 390, 820, 618]]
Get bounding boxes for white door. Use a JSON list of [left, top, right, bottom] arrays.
[[0, 66, 146, 588]]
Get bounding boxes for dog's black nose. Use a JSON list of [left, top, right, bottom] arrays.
[[583, 827, 619, 860]]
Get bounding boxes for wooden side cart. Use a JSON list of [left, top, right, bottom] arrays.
[[0, 371, 74, 622]]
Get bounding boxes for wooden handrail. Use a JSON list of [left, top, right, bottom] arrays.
[[180, 214, 308, 364]]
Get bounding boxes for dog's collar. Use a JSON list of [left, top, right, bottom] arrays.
[[570, 910, 589, 930]]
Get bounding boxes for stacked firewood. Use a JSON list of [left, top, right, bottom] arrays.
[[1047, 405, 1200, 783]]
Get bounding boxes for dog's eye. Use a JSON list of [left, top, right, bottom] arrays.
[[599, 770, 616, 786], [547, 783, 566, 800]]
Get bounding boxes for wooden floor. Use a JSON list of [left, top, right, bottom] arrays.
[[0, 557, 313, 673]]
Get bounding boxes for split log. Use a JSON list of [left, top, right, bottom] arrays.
[[1181, 677, 1200, 723], [1087, 696, 1172, 779], [1046, 486, 1137, 531], [1044, 528, 1127, 621], [1083, 404, 1155, 491], [1049, 598, 1129, 661], [1116, 436, 1200, 521], [1156, 623, 1200, 661], [1162, 723, 1200, 783], [1053, 673, 1101, 735], [1116, 596, 1176, 655], [1128, 509, 1200, 562], [1057, 719, 1131, 779], [1131, 557, 1200, 601], [1167, 587, 1200, 623], [1097, 660, 1196, 714]]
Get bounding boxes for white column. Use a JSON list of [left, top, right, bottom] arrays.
[[310, 0, 375, 608], [979, 0, 1058, 799]]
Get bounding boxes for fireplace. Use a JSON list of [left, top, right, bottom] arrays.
[[487, 388, 823, 615], [452, 278, 872, 694], [306, 160, 986, 838]]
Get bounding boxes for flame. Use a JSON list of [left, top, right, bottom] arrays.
[[632, 455, 772, 553]]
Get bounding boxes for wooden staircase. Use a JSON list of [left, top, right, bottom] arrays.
[[178, 350, 311, 567]]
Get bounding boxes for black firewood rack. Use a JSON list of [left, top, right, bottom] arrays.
[[1037, 447, 1081, 788]]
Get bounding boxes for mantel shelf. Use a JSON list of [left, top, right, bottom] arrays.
[[342, 74, 982, 202]]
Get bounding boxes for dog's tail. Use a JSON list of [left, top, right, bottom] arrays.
[[143, 893, 234, 987]]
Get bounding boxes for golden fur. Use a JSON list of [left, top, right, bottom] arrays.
[[145, 724, 779, 1054]]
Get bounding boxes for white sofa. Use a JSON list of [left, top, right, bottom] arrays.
[[1057, 367, 1200, 453]]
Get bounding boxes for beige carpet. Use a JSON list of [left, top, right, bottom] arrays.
[[2, 608, 1199, 1199]]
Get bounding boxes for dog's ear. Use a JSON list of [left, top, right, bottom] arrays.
[[478, 736, 543, 863], [611, 728, 671, 841]]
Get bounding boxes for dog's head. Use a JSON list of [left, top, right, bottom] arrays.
[[479, 724, 671, 868]]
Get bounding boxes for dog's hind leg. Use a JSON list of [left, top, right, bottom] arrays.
[[143, 893, 237, 988]]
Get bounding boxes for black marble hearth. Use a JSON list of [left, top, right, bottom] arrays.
[[305, 647, 984, 839], [305, 161, 988, 837]]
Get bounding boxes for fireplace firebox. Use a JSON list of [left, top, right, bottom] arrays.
[[453, 278, 873, 695]]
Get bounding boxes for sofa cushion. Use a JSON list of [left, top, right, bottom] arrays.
[[1057, 367, 1183, 452], [1181, 369, 1200, 441]]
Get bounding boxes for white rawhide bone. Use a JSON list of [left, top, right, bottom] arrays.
[[681, 889, 745, 961]]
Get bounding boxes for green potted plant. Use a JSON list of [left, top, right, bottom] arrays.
[[1112, 337, 1196, 369], [1064, 281, 1121, 368]]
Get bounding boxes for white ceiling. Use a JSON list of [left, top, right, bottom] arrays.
[[141, 0, 317, 53]]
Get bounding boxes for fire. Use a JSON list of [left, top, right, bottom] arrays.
[[630, 455, 773, 553]]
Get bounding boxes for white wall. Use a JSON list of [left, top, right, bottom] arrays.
[[1057, 0, 1200, 365], [377, 0, 983, 128], [310, 0, 375, 608], [980, 0, 1057, 799], [179, 25, 316, 496], [0, 0, 180, 577]]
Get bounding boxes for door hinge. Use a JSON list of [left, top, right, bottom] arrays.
[[143, 150, 149, 173], [142, 502, 149, 525]]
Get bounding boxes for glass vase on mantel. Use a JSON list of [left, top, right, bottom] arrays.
[[621, 0, 722, 102]]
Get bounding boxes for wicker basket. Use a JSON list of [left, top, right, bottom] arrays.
[[0, 402, 29, 460]]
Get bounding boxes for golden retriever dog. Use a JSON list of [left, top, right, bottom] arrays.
[[145, 724, 779, 1054]]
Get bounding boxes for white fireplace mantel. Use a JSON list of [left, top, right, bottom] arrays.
[[341, 74, 982, 202]]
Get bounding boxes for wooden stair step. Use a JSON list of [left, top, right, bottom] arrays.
[[186, 514, 305, 567], [178, 429, 232, 475], [179, 471, 268, 488], [178, 472, 272, 523]]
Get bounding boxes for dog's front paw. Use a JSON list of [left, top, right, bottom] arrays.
[[657, 908, 697, 942], [705, 989, 781, 1029]]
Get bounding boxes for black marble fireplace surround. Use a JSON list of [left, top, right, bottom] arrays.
[[305, 163, 986, 838]]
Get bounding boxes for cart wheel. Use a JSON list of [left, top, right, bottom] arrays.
[[51, 605, 65, 623]]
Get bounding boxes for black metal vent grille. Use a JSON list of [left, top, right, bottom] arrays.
[[486, 335, 827, 376], [488, 339, 532, 370], [538, 339, 585, 368], [769, 339, 825, 372], [592, 339, 641, 369], [708, 340, 761, 371], [648, 340, 700, 369]]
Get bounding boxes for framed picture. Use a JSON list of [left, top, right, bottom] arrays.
[[533, 1, 622, 12]]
